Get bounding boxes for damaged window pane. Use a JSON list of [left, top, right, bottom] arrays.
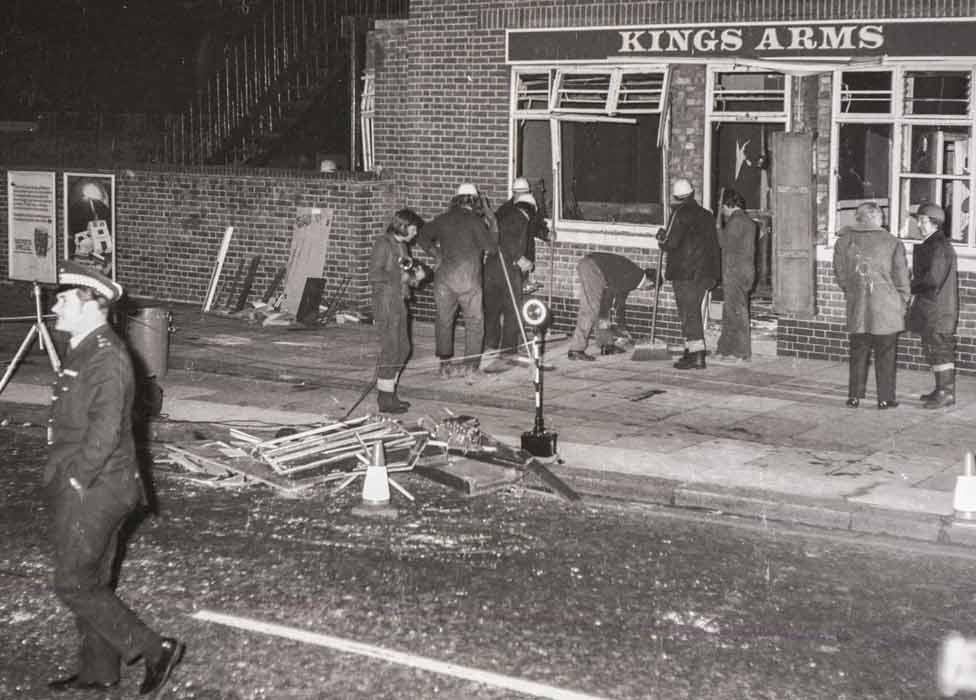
[[560, 116, 663, 225]]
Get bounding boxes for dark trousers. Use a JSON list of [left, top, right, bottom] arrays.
[[921, 330, 956, 369], [433, 279, 484, 363], [672, 278, 715, 346], [848, 332, 898, 402], [484, 264, 524, 354], [716, 275, 752, 359], [373, 290, 410, 380], [52, 486, 160, 683]]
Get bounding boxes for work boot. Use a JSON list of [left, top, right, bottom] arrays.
[[924, 369, 955, 409], [673, 350, 706, 370], [377, 391, 408, 414], [920, 369, 942, 402], [393, 391, 411, 409]]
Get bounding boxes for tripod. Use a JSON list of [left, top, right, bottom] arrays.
[[0, 282, 61, 394]]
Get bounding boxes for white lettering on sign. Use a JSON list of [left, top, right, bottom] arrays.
[[617, 24, 886, 54]]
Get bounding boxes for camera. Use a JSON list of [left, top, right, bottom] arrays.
[[398, 256, 430, 287]]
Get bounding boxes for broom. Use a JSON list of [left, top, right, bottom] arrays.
[[632, 220, 673, 362]]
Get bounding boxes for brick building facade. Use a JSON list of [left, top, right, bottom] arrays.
[[368, 0, 976, 373]]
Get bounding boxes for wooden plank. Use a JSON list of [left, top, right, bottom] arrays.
[[771, 131, 816, 318], [262, 265, 288, 304], [233, 255, 262, 312], [282, 208, 334, 316], [203, 226, 234, 312]]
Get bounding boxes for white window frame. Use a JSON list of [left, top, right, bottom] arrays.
[[510, 64, 671, 245], [360, 71, 375, 172], [703, 65, 791, 213], [829, 62, 976, 249]]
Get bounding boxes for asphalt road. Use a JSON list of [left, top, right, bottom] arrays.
[[1, 426, 974, 700]]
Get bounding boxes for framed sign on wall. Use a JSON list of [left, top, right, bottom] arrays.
[[7, 171, 57, 284], [63, 172, 116, 280]]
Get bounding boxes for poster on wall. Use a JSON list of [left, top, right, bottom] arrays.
[[63, 172, 116, 280], [7, 171, 57, 284]]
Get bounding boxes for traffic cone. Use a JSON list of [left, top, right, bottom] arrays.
[[952, 451, 976, 524], [938, 631, 976, 697], [351, 442, 398, 519]]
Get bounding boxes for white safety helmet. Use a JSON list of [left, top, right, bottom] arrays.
[[514, 192, 537, 208], [671, 178, 694, 199], [512, 177, 531, 194], [319, 159, 337, 173], [456, 182, 479, 197]]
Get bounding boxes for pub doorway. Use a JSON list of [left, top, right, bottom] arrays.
[[709, 121, 783, 357]]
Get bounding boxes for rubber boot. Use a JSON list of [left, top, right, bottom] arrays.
[[924, 369, 955, 409], [377, 390, 408, 414], [393, 391, 411, 409], [674, 350, 706, 370]]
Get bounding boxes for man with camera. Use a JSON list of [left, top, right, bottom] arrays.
[[369, 208, 427, 413], [416, 183, 499, 377]]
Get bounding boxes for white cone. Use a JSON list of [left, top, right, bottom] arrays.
[[952, 451, 976, 522], [361, 442, 391, 506]]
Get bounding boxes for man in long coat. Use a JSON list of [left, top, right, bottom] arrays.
[[715, 188, 757, 362], [45, 261, 184, 694], [907, 203, 959, 408], [833, 201, 910, 408]]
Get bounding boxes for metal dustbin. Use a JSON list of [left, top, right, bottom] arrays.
[[127, 305, 171, 379]]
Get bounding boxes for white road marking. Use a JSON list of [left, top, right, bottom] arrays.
[[192, 609, 615, 700]]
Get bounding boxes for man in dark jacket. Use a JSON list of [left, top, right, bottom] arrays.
[[908, 203, 959, 408], [715, 189, 757, 363], [832, 201, 910, 409], [45, 261, 183, 695], [656, 178, 721, 369], [568, 253, 656, 361], [483, 179, 550, 365], [417, 183, 499, 377]]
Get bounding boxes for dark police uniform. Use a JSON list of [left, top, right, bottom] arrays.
[[44, 324, 163, 685], [484, 200, 537, 355]]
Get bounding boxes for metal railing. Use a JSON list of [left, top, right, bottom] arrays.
[[164, 0, 407, 165]]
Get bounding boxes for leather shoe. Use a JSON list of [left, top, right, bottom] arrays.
[[49, 675, 118, 691], [568, 350, 595, 361], [845, 398, 860, 408], [877, 400, 899, 410], [140, 638, 185, 695]]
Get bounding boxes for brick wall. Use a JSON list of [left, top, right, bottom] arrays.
[[0, 166, 398, 312], [778, 260, 976, 376]]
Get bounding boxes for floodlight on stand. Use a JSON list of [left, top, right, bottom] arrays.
[[519, 298, 558, 458]]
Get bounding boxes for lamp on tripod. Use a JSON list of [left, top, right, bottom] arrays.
[[0, 280, 61, 394], [519, 297, 558, 458]]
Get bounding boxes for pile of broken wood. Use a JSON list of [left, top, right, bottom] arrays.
[[160, 415, 435, 496]]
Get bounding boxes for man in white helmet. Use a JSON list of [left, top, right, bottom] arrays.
[[656, 178, 720, 369], [483, 177, 551, 369], [417, 183, 499, 377]]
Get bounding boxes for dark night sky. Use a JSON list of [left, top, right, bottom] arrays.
[[1, 0, 253, 117]]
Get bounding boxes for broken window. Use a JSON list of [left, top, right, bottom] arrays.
[[360, 72, 375, 172], [511, 66, 669, 231], [711, 70, 788, 117], [832, 66, 975, 245]]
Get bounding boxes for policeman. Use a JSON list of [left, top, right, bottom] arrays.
[[45, 261, 184, 694], [417, 183, 499, 377], [656, 178, 721, 370], [908, 203, 959, 408]]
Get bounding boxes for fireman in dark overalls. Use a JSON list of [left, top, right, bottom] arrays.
[[369, 208, 426, 413], [45, 261, 183, 695]]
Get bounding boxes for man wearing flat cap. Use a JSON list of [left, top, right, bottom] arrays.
[[45, 261, 184, 695]]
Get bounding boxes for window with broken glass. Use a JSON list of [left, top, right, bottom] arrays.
[[832, 67, 975, 246], [510, 66, 670, 234]]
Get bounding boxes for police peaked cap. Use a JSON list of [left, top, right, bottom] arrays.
[[58, 260, 123, 303]]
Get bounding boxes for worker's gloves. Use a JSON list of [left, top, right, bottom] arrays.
[[516, 256, 534, 273]]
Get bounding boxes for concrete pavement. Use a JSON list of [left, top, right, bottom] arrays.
[[1, 301, 974, 547]]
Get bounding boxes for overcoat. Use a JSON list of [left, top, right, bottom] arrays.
[[908, 231, 958, 335], [833, 224, 910, 335]]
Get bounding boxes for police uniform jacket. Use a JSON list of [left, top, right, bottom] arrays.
[[44, 324, 142, 507], [661, 198, 721, 282], [485, 201, 532, 284], [908, 231, 958, 335]]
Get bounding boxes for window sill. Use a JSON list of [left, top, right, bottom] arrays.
[[555, 223, 663, 249]]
